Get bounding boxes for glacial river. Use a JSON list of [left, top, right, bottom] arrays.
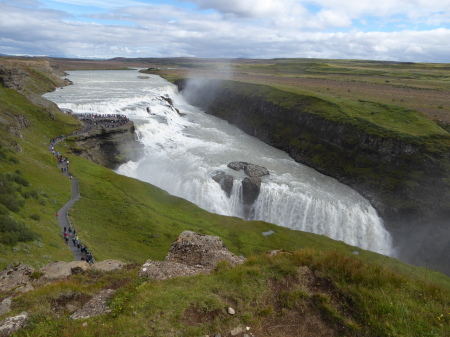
[[44, 69, 393, 255]]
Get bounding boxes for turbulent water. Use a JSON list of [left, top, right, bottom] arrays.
[[44, 69, 393, 255]]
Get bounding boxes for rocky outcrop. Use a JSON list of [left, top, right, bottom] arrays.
[[139, 231, 246, 280], [0, 263, 35, 294], [39, 261, 90, 281], [228, 162, 269, 178], [0, 67, 27, 91], [212, 162, 269, 205], [0, 260, 127, 298], [69, 124, 143, 169]]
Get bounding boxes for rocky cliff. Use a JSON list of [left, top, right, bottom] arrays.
[[176, 78, 450, 273], [68, 124, 143, 169]]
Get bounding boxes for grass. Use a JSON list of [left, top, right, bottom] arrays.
[[214, 80, 450, 149], [7, 250, 450, 337], [1, 57, 450, 336]]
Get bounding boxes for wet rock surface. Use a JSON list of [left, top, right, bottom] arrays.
[[211, 171, 234, 197], [213, 162, 269, 205]]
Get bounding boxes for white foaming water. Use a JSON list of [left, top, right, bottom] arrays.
[[44, 69, 393, 255]]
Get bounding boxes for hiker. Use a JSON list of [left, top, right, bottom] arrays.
[[64, 236, 68, 244]]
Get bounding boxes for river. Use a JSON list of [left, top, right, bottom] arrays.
[[44, 69, 393, 255]]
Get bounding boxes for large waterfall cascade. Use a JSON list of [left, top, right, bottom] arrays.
[[44, 70, 393, 256]]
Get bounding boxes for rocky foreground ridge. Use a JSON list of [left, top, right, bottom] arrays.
[[0, 231, 246, 336]]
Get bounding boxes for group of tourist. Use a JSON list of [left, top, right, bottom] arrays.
[[73, 112, 130, 129], [48, 111, 131, 263], [50, 132, 92, 263]]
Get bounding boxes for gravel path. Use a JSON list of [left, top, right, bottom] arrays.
[[55, 154, 83, 260]]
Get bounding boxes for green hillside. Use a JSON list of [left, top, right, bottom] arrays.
[[0, 59, 449, 336]]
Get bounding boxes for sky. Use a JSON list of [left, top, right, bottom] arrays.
[[1, 0, 450, 62]]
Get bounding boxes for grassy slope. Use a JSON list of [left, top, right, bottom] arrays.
[[0, 82, 80, 269], [0, 58, 449, 336]]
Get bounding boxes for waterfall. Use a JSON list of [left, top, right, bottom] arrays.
[[44, 69, 393, 256]]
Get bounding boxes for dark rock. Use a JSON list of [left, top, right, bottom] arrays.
[[70, 123, 143, 169], [222, 162, 268, 203], [70, 267, 85, 275], [228, 161, 248, 171], [244, 163, 269, 178], [212, 171, 234, 197], [242, 176, 261, 205], [160, 96, 174, 106]]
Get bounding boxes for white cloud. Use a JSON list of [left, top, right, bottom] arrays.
[[181, 0, 294, 18], [0, 0, 449, 62]]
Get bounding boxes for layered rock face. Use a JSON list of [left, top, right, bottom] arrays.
[[69, 124, 143, 169], [177, 79, 449, 219]]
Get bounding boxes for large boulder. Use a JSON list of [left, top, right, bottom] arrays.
[[166, 231, 246, 269], [227, 162, 269, 178], [139, 231, 246, 280], [211, 171, 234, 197], [39, 261, 90, 281], [212, 162, 269, 206], [242, 176, 262, 205]]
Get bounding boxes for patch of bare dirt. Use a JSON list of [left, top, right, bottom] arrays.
[[51, 292, 91, 315]]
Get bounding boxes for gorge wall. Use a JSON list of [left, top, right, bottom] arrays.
[[68, 124, 143, 169], [176, 78, 450, 274]]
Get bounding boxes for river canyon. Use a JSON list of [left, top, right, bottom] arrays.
[[44, 69, 394, 257]]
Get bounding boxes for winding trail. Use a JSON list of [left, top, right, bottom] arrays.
[[50, 113, 131, 261], [56, 159, 82, 260]]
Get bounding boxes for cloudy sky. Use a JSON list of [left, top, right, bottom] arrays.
[[1, 0, 449, 62]]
